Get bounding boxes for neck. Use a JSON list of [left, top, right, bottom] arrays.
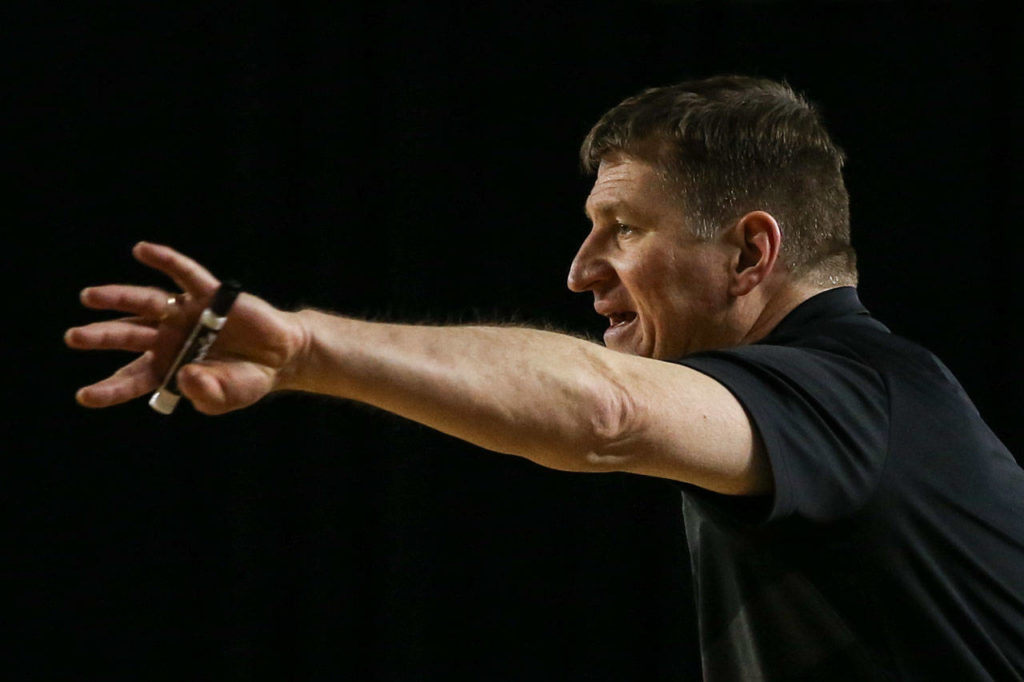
[[740, 281, 839, 345]]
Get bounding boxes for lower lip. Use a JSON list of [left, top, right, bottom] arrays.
[[603, 316, 639, 347]]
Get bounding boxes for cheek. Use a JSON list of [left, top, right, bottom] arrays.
[[630, 250, 678, 293], [629, 260, 685, 329], [637, 255, 724, 327]]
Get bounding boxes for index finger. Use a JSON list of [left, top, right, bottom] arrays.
[[132, 242, 220, 296]]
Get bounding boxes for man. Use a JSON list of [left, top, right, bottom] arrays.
[[67, 76, 1024, 680]]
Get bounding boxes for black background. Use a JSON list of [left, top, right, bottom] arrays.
[[12, 1, 1023, 680]]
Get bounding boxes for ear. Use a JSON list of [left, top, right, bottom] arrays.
[[725, 211, 782, 297]]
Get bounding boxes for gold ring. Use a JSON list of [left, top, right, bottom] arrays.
[[159, 293, 186, 322]]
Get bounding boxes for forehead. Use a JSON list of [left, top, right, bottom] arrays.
[[584, 154, 676, 219]]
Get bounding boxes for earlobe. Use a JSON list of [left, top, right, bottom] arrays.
[[728, 211, 781, 297]]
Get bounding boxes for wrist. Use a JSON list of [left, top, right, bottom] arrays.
[[274, 308, 319, 392]]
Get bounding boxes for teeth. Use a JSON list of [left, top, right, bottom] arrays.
[[609, 312, 636, 327]]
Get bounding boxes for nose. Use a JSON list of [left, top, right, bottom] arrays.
[[567, 231, 613, 293]]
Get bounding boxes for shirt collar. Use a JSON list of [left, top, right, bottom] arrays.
[[759, 286, 874, 345]]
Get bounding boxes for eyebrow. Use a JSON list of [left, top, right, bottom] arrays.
[[583, 199, 623, 221]]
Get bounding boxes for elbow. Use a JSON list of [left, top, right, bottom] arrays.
[[577, 382, 643, 472]]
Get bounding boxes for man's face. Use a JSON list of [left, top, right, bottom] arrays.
[[569, 154, 736, 359]]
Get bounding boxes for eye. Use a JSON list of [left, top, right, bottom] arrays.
[[615, 222, 636, 237]]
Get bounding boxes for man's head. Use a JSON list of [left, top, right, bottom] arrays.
[[569, 75, 857, 359]]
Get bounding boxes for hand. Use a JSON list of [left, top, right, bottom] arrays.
[[65, 242, 308, 414]]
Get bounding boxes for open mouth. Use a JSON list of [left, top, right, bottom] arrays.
[[608, 311, 638, 328]]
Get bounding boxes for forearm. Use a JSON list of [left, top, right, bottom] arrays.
[[278, 310, 637, 472]]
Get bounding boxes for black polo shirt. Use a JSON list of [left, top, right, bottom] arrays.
[[677, 287, 1024, 681]]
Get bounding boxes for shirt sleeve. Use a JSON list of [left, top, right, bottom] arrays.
[[677, 344, 890, 525]]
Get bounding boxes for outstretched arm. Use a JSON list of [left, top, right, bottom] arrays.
[[66, 242, 770, 495]]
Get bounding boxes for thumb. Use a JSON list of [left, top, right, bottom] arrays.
[[177, 361, 274, 415], [176, 364, 229, 414]]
